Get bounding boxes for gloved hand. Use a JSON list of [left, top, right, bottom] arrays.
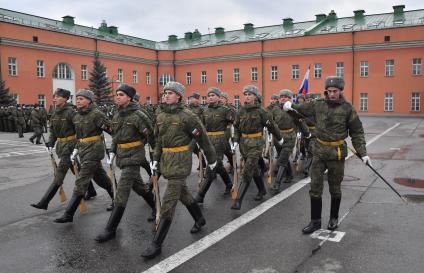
[[283, 101, 293, 112], [107, 152, 115, 165], [361, 156, 372, 167], [296, 132, 302, 139], [70, 149, 78, 164], [208, 161, 217, 170], [231, 142, 239, 152], [150, 161, 158, 171], [278, 138, 284, 145], [305, 132, 312, 139]]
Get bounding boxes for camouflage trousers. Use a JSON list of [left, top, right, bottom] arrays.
[[309, 157, 345, 199], [115, 165, 149, 207], [74, 160, 112, 196], [239, 142, 262, 183], [53, 154, 73, 186], [16, 124, 25, 137], [161, 177, 195, 219], [30, 126, 43, 143]]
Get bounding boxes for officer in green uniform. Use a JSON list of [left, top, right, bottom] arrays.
[[29, 104, 43, 144], [283, 76, 370, 233], [231, 85, 283, 210], [54, 89, 114, 223], [141, 81, 217, 259], [194, 87, 233, 203], [95, 84, 156, 243]]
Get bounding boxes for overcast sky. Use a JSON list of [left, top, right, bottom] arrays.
[[2, 0, 422, 41]]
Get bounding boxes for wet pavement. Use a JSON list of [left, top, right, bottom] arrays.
[[0, 116, 423, 273]]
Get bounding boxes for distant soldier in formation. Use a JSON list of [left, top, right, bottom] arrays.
[[29, 104, 43, 144], [13, 105, 26, 138]]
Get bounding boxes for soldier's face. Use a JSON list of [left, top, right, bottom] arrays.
[[219, 96, 227, 104], [244, 92, 256, 104], [271, 98, 278, 104], [164, 91, 180, 104], [115, 91, 131, 107], [76, 96, 91, 109], [207, 93, 220, 104], [279, 95, 291, 104], [189, 97, 200, 105], [327, 88, 342, 101], [53, 95, 67, 106]]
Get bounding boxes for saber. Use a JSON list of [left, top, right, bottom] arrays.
[[72, 158, 87, 213]]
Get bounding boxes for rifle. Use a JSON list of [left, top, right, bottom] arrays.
[[267, 133, 274, 185], [147, 144, 161, 229], [230, 125, 240, 200], [102, 134, 117, 200], [41, 134, 66, 203], [197, 146, 205, 190], [72, 158, 87, 213]]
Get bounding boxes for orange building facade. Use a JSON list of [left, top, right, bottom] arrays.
[[0, 5, 423, 115]]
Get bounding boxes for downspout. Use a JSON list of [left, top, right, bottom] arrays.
[[0, 38, 3, 82], [172, 50, 176, 81], [351, 31, 355, 106], [261, 40, 265, 106], [156, 50, 159, 103]]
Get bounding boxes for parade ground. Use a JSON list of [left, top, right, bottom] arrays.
[[0, 116, 423, 273]]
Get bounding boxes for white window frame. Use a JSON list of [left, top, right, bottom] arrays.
[[411, 92, 420, 112], [118, 68, 123, 83], [384, 92, 393, 112], [233, 68, 240, 83], [201, 71, 207, 84], [54, 63, 72, 79], [314, 63, 322, 79], [292, 64, 299, 79], [251, 67, 258, 81], [201, 96, 207, 105], [146, 96, 152, 105], [234, 95, 240, 108], [159, 74, 172, 86], [132, 70, 138, 84], [360, 61, 368, 77], [186, 72, 192, 85], [146, 72, 151, 85], [8, 57, 18, 76], [360, 93, 368, 112], [217, 69, 223, 83], [37, 60, 45, 78], [38, 94, 46, 107], [336, 62, 344, 78], [385, 59, 394, 77], [412, 58, 422, 75], [81, 64, 88, 80], [271, 66, 278, 80]]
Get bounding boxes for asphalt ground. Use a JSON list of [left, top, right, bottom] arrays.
[[0, 116, 423, 273]]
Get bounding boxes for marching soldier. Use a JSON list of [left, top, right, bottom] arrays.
[[54, 89, 114, 223], [266, 94, 280, 112], [141, 81, 217, 259], [14, 105, 26, 138], [188, 91, 204, 119], [219, 92, 236, 173], [194, 87, 233, 203], [7, 105, 15, 132], [231, 85, 283, 210], [29, 104, 43, 144], [283, 76, 370, 233], [95, 84, 156, 243]]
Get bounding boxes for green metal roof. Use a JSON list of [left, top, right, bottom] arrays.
[[1, 7, 423, 51]]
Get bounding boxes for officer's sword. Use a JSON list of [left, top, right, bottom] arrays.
[[71, 157, 88, 213]]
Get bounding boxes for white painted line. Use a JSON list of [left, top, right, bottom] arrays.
[[310, 229, 346, 242], [142, 122, 400, 273]]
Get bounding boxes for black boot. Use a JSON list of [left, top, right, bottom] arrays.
[[271, 166, 285, 195], [302, 197, 322, 234], [54, 193, 84, 223], [217, 166, 233, 195], [194, 169, 215, 203], [258, 157, 267, 177], [186, 201, 206, 233], [141, 217, 172, 259], [95, 206, 126, 243], [328, 196, 341, 230], [84, 181, 97, 200], [30, 183, 60, 210], [283, 162, 293, 183], [29, 137, 34, 144], [231, 180, 250, 210], [106, 188, 114, 211], [253, 174, 267, 201], [142, 190, 156, 222]]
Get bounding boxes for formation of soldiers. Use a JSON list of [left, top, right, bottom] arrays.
[[25, 75, 370, 260]]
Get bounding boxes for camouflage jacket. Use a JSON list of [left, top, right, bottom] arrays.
[[270, 103, 309, 136], [48, 103, 77, 157], [293, 96, 367, 159], [30, 109, 43, 127], [73, 104, 111, 162], [153, 102, 216, 179], [13, 109, 26, 125], [188, 103, 204, 121], [203, 103, 233, 132], [111, 102, 153, 168]]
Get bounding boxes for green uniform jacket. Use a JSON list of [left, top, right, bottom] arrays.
[[293, 96, 367, 160], [202, 103, 233, 132], [13, 109, 26, 126], [30, 109, 43, 127], [153, 102, 217, 179], [110, 102, 153, 168], [188, 103, 204, 121], [73, 104, 111, 162], [48, 103, 77, 157]]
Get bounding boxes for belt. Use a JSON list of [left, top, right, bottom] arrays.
[[207, 131, 225, 136], [308, 126, 316, 129], [162, 145, 190, 153], [280, 128, 294, 133], [57, 134, 76, 142], [242, 132, 262, 138], [117, 140, 143, 149], [317, 138, 344, 146], [79, 135, 102, 143]]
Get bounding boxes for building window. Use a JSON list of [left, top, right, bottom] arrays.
[[201, 96, 207, 105], [132, 70, 138, 84], [81, 65, 88, 80], [360, 93, 368, 112], [234, 95, 240, 108], [12, 94, 19, 104], [291, 64, 300, 79], [8, 57, 18, 76], [38, 94, 46, 107], [271, 66, 278, 80], [411, 92, 420, 112], [384, 92, 393, 112], [314, 63, 322, 79], [233, 68, 240, 83], [385, 59, 394, 76], [36, 60, 45, 78], [146, 96, 152, 105], [412, 58, 422, 75], [217, 69, 223, 83], [186, 72, 192, 85], [360, 61, 368, 77], [104, 68, 108, 78], [251, 67, 258, 81], [53, 63, 72, 79], [336, 62, 344, 78], [146, 72, 151, 85], [201, 71, 207, 84], [159, 74, 172, 86], [118, 68, 123, 83]]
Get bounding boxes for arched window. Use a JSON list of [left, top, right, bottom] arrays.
[[53, 63, 72, 79]]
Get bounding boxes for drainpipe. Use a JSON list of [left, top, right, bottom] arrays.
[[173, 50, 176, 81], [156, 50, 159, 103], [0, 38, 3, 82], [261, 40, 265, 106], [351, 31, 355, 106]]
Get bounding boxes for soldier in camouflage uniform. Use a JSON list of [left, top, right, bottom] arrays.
[[95, 84, 156, 243], [40, 105, 48, 133], [231, 85, 283, 210], [194, 87, 233, 203], [141, 81, 217, 259], [7, 106, 15, 132], [54, 89, 114, 223], [0, 106, 5, 131], [13, 105, 26, 137], [283, 76, 370, 233], [219, 92, 236, 172], [187, 91, 207, 170], [29, 104, 43, 144], [266, 94, 279, 112]]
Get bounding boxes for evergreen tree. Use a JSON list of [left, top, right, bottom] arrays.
[[89, 56, 112, 105], [0, 79, 15, 106]]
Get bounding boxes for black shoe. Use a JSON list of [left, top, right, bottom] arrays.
[[106, 201, 114, 211], [19, 135, 24, 138], [190, 217, 206, 233], [84, 182, 97, 200], [29, 138, 34, 144], [230, 180, 249, 210], [327, 218, 339, 230], [253, 175, 266, 201], [95, 206, 125, 243], [35, 142, 42, 145], [30, 183, 60, 210], [142, 190, 156, 222], [231, 200, 242, 210], [54, 213, 74, 223], [328, 197, 341, 230], [302, 197, 322, 234], [54, 194, 83, 223], [302, 220, 321, 234], [186, 202, 206, 233], [141, 217, 172, 259]]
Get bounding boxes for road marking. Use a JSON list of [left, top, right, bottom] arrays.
[[310, 229, 346, 242], [0, 149, 46, 158], [142, 122, 400, 273]]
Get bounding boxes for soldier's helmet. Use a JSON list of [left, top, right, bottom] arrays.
[[325, 76, 345, 91], [207, 87, 222, 97], [279, 89, 293, 98], [243, 85, 260, 98], [76, 89, 94, 102], [164, 81, 185, 97]]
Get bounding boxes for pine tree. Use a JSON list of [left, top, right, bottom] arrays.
[[0, 79, 15, 106], [89, 56, 112, 105]]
